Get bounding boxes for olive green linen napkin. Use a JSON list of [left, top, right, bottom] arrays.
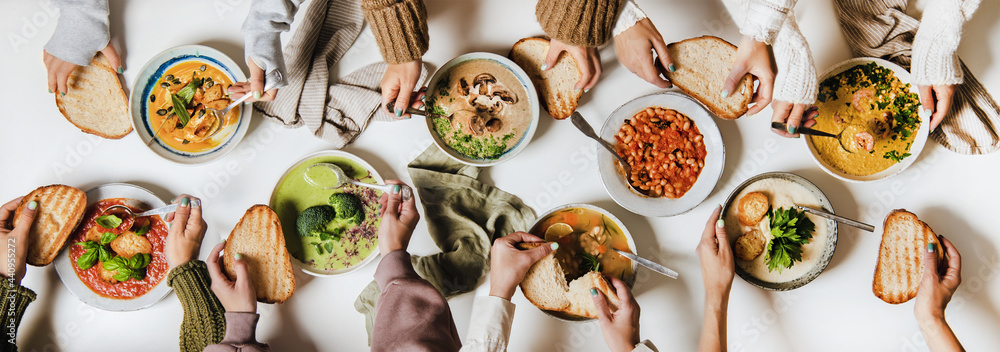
[[353, 146, 536, 343]]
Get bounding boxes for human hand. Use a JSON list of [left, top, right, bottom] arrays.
[[592, 277, 641, 352], [545, 39, 602, 92], [614, 18, 673, 89], [228, 58, 279, 102], [488, 231, 555, 300], [206, 241, 257, 313], [918, 85, 955, 133], [696, 206, 735, 299], [44, 41, 122, 95], [722, 35, 775, 116], [770, 101, 817, 138], [376, 180, 419, 254], [381, 60, 424, 119], [165, 195, 206, 269], [915, 235, 961, 321], [0, 198, 37, 285]]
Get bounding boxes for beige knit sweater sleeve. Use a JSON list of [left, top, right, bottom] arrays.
[[911, 0, 982, 85], [362, 0, 429, 64], [536, 0, 623, 47]]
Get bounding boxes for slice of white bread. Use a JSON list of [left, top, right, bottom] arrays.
[[666, 36, 753, 120], [13, 185, 87, 266], [517, 242, 619, 319], [224, 205, 295, 304], [54, 52, 132, 139], [873, 209, 944, 304], [510, 37, 582, 120]]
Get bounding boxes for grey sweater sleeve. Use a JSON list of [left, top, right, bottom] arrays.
[[241, 0, 306, 88], [44, 0, 110, 66]]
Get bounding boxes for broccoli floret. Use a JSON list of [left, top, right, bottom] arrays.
[[328, 193, 364, 225], [296, 205, 336, 238]]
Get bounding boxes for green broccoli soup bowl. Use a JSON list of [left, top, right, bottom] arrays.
[[423, 52, 539, 167], [269, 150, 385, 276]]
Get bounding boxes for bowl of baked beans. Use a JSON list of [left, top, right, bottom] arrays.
[[598, 92, 725, 217]]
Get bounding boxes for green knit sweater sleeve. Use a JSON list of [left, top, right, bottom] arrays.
[[168, 261, 227, 352], [0, 281, 36, 352], [536, 0, 622, 47]]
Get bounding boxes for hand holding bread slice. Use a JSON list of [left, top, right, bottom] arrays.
[[224, 205, 295, 304], [54, 52, 132, 139], [510, 38, 583, 120], [665, 36, 754, 120], [873, 210, 945, 304], [516, 242, 620, 319], [13, 185, 87, 266]]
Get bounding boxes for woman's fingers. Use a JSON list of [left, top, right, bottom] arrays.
[[0, 197, 24, 227], [931, 86, 954, 132], [922, 240, 941, 284], [785, 103, 807, 136], [383, 180, 404, 218], [394, 81, 416, 119], [589, 287, 614, 322], [232, 253, 253, 287], [247, 57, 265, 101], [56, 65, 74, 96], [939, 235, 962, 286], [584, 48, 602, 91], [918, 85, 935, 126], [721, 65, 749, 99], [542, 44, 564, 72], [205, 241, 228, 283], [568, 49, 594, 91], [748, 71, 775, 116], [101, 42, 123, 73]]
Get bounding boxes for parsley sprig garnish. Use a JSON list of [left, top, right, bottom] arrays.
[[765, 207, 815, 273]]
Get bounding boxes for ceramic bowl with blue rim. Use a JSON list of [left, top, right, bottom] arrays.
[[129, 45, 249, 164]]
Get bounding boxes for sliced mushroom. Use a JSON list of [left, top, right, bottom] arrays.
[[457, 77, 471, 96], [472, 73, 496, 87], [451, 109, 487, 136], [492, 89, 517, 104], [485, 118, 502, 132]]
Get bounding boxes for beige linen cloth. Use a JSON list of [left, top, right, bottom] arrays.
[[254, 0, 427, 148], [354, 146, 536, 344], [833, 0, 1000, 154]]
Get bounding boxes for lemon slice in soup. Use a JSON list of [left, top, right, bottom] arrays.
[[545, 223, 574, 242]]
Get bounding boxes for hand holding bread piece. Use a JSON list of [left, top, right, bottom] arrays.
[[666, 36, 754, 120], [224, 205, 295, 304], [2, 197, 38, 283], [489, 232, 554, 300], [54, 53, 132, 139], [510, 38, 583, 120], [206, 241, 258, 313], [13, 185, 87, 266], [873, 210, 945, 304], [516, 241, 620, 319]]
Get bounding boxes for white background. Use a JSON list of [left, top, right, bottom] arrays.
[[1, 0, 999, 351]]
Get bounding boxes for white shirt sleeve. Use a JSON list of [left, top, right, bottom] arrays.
[[739, 0, 796, 45], [911, 0, 982, 85], [771, 8, 817, 104], [613, 0, 648, 37], [459, 296, 516, 352]]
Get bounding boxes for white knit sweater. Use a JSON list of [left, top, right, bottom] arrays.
[[911, 0, 982, 85]]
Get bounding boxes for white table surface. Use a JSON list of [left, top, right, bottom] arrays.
[[2, 1, 999, 351]]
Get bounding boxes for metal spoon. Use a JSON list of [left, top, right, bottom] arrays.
[[570, 112, 631, 175], [384, 102, 453, 121], [304, 163, 412, 200], [772, 121, 867, 153], [100, 202, 188, 220], [200, 78, 280, 141]]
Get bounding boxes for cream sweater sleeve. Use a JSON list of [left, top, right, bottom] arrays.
[[911, 0, 982, 86], [723, 0, 817, 104]]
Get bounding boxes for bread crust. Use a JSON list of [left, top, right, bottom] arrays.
[[54, 53, 131, 139], [517, 243, 621, 319], [510, 37, 583, 120], [737, 192, 769, 226], [873, 209, 944, 304], [224, 205, 295, 304], [666, 36, 753, 120], [13, 185, 87, 266]]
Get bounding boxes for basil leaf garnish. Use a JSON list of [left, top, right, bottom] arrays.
[[100, 232, 117, 246], [77, 249, 98, 270], [95, 215, 122, 229]]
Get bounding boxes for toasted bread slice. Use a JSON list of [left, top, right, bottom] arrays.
[[873, 210, 944, 304], [738, 192, 769, 226], [734, 228, 766, 261], [13, 185, 87, 266], [55, 52, 132, 139], [510, 37, 582, 120], [517, 242, 619, 319], [666, 36, 753, 120], [224, 205, 295, 304]]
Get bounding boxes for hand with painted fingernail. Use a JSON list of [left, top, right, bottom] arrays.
[[591, 277, 641, 352], [722, 35, 775, 116], [165, 195, 207, 268], [206, 241, 257, 313], [917, 85, 955, 133], [614, 18, 673, 89], [913, 235, 964, 351], [229, 57, 279, 102], [381, 60, 424, 120], [0, 197, 38, 284], [544, 39, 602, 93], [696, 206, 734, 299], [770, 102, 818, 138], [376, 180, 419, 254], [44, 41, 123, 97], [488, 231, 556, 300]]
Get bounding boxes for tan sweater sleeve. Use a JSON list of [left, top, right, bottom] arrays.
[[536, 0, 623, 47], [361, 0, 429, 64]]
